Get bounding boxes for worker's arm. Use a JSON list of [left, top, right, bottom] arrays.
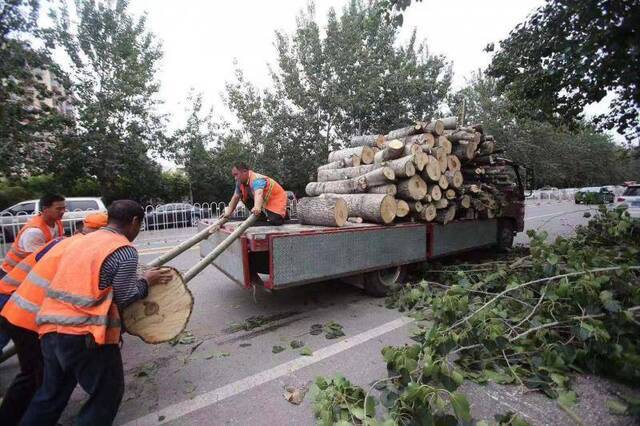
[[251, 189, 264, 216], [19, 228, 47, 253]]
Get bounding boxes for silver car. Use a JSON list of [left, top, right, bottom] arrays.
[[616, 185, 640, 218], [0, 197, 107, 242]]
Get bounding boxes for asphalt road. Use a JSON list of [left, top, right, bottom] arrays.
[[2, 200, 633, 426]]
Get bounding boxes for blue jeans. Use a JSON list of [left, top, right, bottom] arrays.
[[20, 333, 124, 426]]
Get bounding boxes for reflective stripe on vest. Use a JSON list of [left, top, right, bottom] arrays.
[[1, 216, 64, 273], [0, 274, 21, 288], [37, 314, 121, 328], [45, 287, 112, 308], [25, 270, 50, 288], [9, 293, 39, 313]]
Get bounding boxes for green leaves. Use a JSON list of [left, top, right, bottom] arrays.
[[450, 392, 471, 423]]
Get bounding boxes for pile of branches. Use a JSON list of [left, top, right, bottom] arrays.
[[296, 118, 510, 227], [311, 207, 640, 424]]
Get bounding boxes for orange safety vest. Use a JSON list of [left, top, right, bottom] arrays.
[[36, 230, 131, 345], [1, 215, 64, 273], [239, 171, 287, 217], [0, 237, 63, 296], [0, 236, 77, 332]]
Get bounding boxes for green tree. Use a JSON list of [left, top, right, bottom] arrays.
[[487, 0, 640, 143], [0, 0, 73, 180], [50, 0, 166, 200]]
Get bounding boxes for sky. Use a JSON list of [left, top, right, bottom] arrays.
[[126, 0, 545, 130]]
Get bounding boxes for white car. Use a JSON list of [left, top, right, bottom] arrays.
[[616, 185, 640, 218]]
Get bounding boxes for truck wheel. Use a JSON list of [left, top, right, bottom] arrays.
[[497, 220, 515, 252], [364, 265, 407, 297]]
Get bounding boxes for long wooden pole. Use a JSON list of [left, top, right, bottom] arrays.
[[183, 215, 258, 284]]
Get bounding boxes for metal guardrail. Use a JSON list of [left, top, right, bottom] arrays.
[[528, 186, 625, 201]]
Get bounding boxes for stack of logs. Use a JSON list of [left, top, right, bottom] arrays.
[[296, 117, 510, 227]]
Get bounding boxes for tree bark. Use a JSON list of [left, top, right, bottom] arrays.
[[440, 116, 458, 130], [317, 164, 377, 182], [421, 119, 445, 136], [361, 167, 395, 187], [343, 155, 361, 167], [386, 123, 422, 139], [349, 134, 385, 149], [444, 170, 464, 188], [446, 155, 461, 172], [447, 130, 481, 144], [427, 184, 442, 201], [384, 155, 416, 178], [422, 156, 441, 182], [306, 177, 367, 196], [396, 199, 410, 218], [368, 184, 397, 195], [453, 141, 476, 161], [436, 205, 457, 224], [435, 136, 452, 154], [347, 216, 363, 224], [404, 133, 435, 148], [403, 141, 424, 156], [296, 196, 348, 227], [328, 146, 374, 164], [317, 160, 344, 171], [434, 198, 449, 209], [420, 204, 437, 222], [396, 175, 428, 200], [374, 139, 405, 163], [328, 193, 397, 224]]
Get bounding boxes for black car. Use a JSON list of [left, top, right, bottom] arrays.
[[144, 203, 204, 230]]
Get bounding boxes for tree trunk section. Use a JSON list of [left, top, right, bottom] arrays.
[[396, 175, 427, 200], [343, 155, 361, 167], [349, 134, 385, 149], [296, 196, 348, 227], [404, 133, 435, 148], [395, 199, 410, 218], [347, 216, 363, 224], [386, 123, 422, 140], [384, 155, 416, 178], [453, 141, 476, 161], [447, 131, 481, 144], [459, 195, 472, 209], [445, 189, 456, 200], [374, 139, 405, 163], [444, 170, 464, 188], [435, 136, 452, 155], [409, 200, 423, 213], [368, 184, 397, 195], [434, 198, 449, 209], [361, 167, 395, 187], [438, 175, 449, 190], [306, 178, 367, 196], [413, 152, 428, 172], [422, 156, 441, 182], [436, 205, 457, 224], [422, 119, 445, 136], [329, 193, 397, 224], [317, 164, 376, 182], [427, 184, 442, 201], [420, 204, 437, 222], [447, 155, 461, 172], [328, 146, 374, 164]]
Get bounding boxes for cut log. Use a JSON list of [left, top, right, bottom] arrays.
[[368, 184, 397, 195], [404, 133, 435, 148], [440, 116, 458, 130], [463, 184, 481, 194], [386, 123, 422, 139], [329, 193, 397, 224], [296, 196, 348, 227], [459, 194, 471, 209], [397, 175, 428, 200], [409, 200, 423, 213], [427, 184, 442, 201], [445, 189, 456, 200], [412, 152, 428, 172], [403, 142, 423, 156], [438, 175, 449, 190], [447, 131, 481, 144], [444, 170, 464, 189], [317, 164, 377, 182], [343, 155, 361, 167], [306, 178, 366, 196], [447, 155, 461, 172], [434, 198, 449, 209], [420, 204, 437, 222], [422, 156, 441, 182], [396, 199, 410, 218], [328, 146, 374, 165], [421, 119, 445, 136], [436, 152, 448, 172], [453, 141, 476, 161], [347, 216, 363, 224], [479, 140, 495, 155], [384, 155, 416, 178], [374, 139, 405, 163], [349, 134, 385, 149], [435, 136, 452, 154], [361, 167, 395, 187], [318, 160, 345, 171], [436, 205, 457, 224]]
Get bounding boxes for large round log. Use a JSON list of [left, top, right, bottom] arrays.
[[403, 141, 424, 156], [343, 155, 361, 167], [361, 167, 395, 187], [404, 133, 435, 148], [444, 170, 464, 188], [447, 131, 481, 144], [413, 152, 428, 172], [420, 204, 437, 222], [427, 184, 442, 201], [440, 116, 458, 130], [328, 146, 374, 164], [453, 141, 476, 161], [422, 156, 441, 182], [122, 267, 193, 344], [436, 151, 448, 172], [374, 139, 405, 164], [349, 134, 385, 149], [306, 178, 367, 196], [397, 175, 427, 200], [436, 205, 457, 224], [328, 193, 397, 224], [368, 184, 397, 195], [435, 136, 452, 155], [438, 175, 449, 190], [317, 164, 377, 182], [434, 198, 449, 209], [396, 199, 410, 218], [384, 155, 416, 178], [296, 196, 348, 227], [447, 155, 461, 172], [386, 123, 422, 140], [422, 119, 445, 136], [317, 160, 345, 171], [459, 194, 472, 209]]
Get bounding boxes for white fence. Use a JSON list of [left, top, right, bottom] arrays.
[[0, 199, 299, 260], [528, 186, 625, 201]]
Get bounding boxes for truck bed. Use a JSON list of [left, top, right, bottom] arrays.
[[199, 218, 500, 290]]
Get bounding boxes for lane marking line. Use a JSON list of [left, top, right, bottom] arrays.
[[525, 209, 592, 221], [120, 316, 413, 426]]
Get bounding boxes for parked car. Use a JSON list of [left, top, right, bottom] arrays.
[[616, 184, 640, 218], [574, 187, 615, 204], [0, 197, 107, 243], [144, 203, 205, 230]]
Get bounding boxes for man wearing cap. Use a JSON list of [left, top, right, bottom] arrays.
[[0, 213, 107, 425]]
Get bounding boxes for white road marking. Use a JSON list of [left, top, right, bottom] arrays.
[[137, 246, 199, 256], [525, 209, 591, 221], [120, 316, 413, 426]]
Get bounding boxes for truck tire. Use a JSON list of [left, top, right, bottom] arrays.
[[364, 265, 407, 297], [497, 220, 515, 252]]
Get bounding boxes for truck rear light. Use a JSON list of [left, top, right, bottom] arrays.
[[617, 197, 625, 202]]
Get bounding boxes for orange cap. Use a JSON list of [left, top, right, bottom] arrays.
[[83, 212, 108, 229]]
